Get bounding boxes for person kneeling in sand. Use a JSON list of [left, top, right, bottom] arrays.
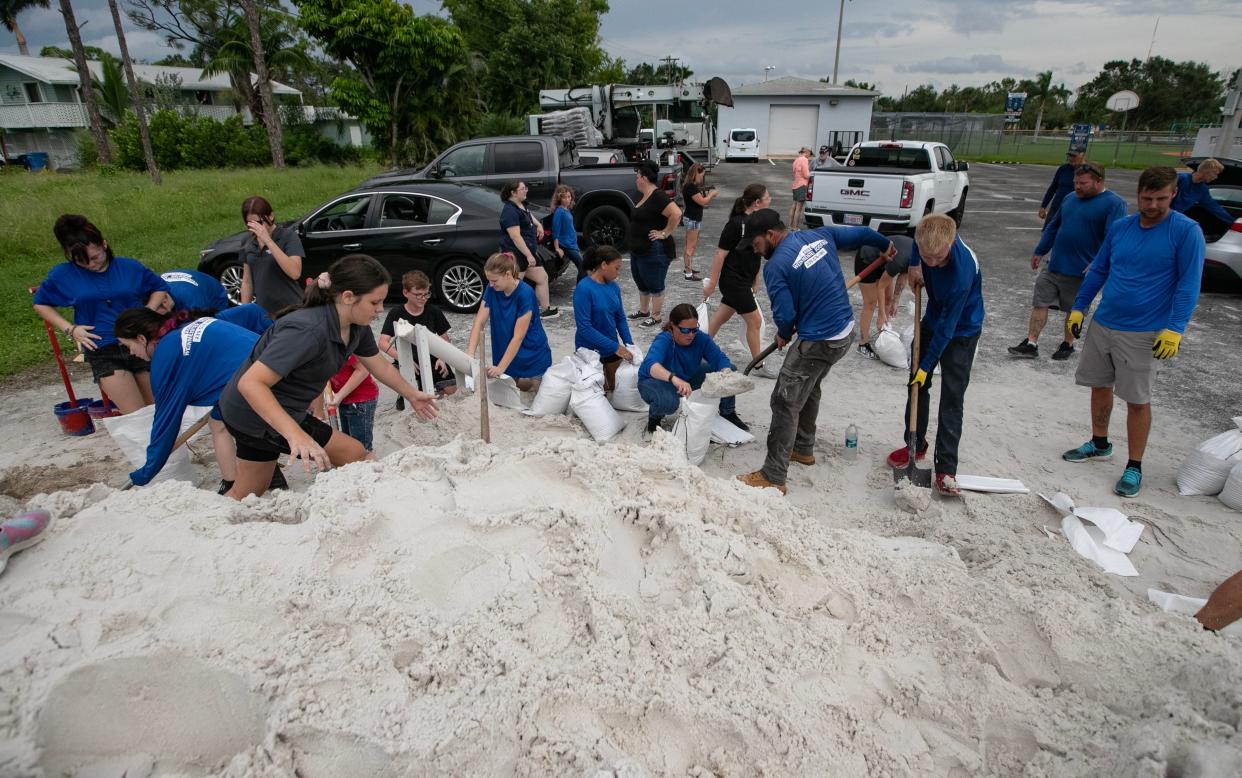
[[217, 255, 438, 499], [467, 252, 553, 391], [573, 246, 634, 390], [638, 303, 748, 437]]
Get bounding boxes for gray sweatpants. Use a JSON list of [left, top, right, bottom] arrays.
[[761, 333, 853, 486]]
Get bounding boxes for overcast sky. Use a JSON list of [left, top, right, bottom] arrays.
[[4, 0, 1238, 99]]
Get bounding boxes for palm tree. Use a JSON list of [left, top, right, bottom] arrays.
[[0, 0, 49, 56], [201, 13, 308, 136], [90, 54, 129, 125]]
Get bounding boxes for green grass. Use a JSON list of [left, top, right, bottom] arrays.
[[955, 135, 1194, 169], [1, 163, 382, 378]]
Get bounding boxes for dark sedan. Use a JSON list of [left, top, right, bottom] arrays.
[[196, 181, 566, 312]]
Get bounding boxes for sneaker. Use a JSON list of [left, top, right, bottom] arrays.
[[268, 465, 288, 491], [395, 396, 405, 411], [0, 509, 53, 575], [217, 479, 235, 495], [640, 316, 661, 327], [753, 362, 778, 379], [1051, 342, 1075, 361], [721, 412, 749, 432], [540, 307, 560, 319], [1008, 339, 1039, 359], [790, 451, 816, 466], [684, 270, 702, 281], [737, 471, 787, 495], [857, 343, 878, 360], [1062, 440, 1113, 463], [1114, 467, 1142, 498], [886, 443, 928, 468], [934, 473, 961, 497], [627, 310, 650, 320]]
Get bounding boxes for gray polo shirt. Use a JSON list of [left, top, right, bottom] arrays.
[[242, 225, 305, 315], [858, 235, 915, 277], [218, 302, 379, 438]]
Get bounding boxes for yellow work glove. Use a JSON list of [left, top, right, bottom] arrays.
[[910, 368, 928, 387], [1152, 329, 1182, 360], [1066, 310, 1085, 339]]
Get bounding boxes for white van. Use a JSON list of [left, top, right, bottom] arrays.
[[725, 128, 759, 162]]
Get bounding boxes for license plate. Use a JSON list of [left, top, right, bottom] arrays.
[[843, 214, 863, 225]]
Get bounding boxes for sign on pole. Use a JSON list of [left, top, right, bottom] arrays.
[[1069, 123, 1092, 154], [1004, 92, 1028, 124]]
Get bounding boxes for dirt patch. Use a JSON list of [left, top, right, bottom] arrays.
[[0, 459, 123, 501]]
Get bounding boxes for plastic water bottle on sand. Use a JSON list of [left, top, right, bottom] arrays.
[[845, 423, 858, 461]]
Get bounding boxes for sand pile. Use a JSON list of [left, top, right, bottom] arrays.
[[2, 421, 1239, 777]]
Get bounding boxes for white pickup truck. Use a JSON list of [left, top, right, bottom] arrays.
[[804, 141, 969, 234]]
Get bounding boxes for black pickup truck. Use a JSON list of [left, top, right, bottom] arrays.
[[361, 135, 679, 248]]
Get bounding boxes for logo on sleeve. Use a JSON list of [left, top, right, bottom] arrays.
[[180, 318, 215, 356]]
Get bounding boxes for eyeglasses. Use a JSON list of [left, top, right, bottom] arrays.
[[676, 325, 699, 335], [408, 290, 431, 298]]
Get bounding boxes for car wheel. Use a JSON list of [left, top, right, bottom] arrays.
[[436, 257, 485, 313], [583, 204, 628, 249], [216, 257, 243, 306], [951, 189, 967, 227]]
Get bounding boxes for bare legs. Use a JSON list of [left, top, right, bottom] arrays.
[[225, 431, 368, 501], [100, 370, 154, 414], [683, 229, 700, 275], [524, 266, 551, 310], [1090, 386, 1151, 461]]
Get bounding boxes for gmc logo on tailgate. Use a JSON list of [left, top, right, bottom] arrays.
[[840, 188, 869, 197]]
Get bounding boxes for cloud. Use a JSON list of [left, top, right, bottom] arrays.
[[897, 54, 1029, 75]]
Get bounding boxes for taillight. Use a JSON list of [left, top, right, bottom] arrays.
[[806, 177, 814, 201], [1231, 220, 1242, 233], [661, 173, 676, 193], [900, 181, 914, 209]]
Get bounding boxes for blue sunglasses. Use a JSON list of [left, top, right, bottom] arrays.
[[676, 325, 699, 335]]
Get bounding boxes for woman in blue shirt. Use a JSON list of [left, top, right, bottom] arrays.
[[32, 214, 170, 413], [467, 252, 553, 391], [550, 185, 583, 282], [573, 246, 633, 390], [638, 303, 748, 435], [499, 181, 556, 318]]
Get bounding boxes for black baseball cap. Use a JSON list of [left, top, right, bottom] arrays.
[[737, 208, 785, 249]]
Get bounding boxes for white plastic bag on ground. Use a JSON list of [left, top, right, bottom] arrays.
[[609, 345, 646, 413], [1177, 429, 1242, 496], [570, 373, 625, 441], [710, 416, 754, 446], [1218, 461, 1242, 511], [486, 376, 527, 410], [872, 325, 908, 369], [527, 357, 577, 416], [102, 404, 212, 484], [671, 390, 719, 465]]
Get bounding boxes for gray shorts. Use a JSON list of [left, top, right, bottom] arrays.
[[792, 186, 808, 203], [1075, 323, 1160, 404], [1032, 268, 1082, 311]]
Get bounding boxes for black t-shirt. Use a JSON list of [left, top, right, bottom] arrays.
[[380, 302, 451, 365], [717, 214, 761, 288], [682, 182, 704, 221], [627, 190, 673, 254]]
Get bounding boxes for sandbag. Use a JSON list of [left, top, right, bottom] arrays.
[[527, 357, 577, 416], [609, 345, 646, 413], [101, 404, 212, 484], [671, 390, 718, 466], [570, 375, 625, 441], [1219, 461, 1242, 511], [872, 325, 908, 369], [899, 324, 915, 352], [486, 375, 527, 410], [1177, 429, 1242, 496]]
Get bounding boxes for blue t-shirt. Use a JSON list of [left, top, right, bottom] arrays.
[[483, 282, 551, 378], [762, 225, 891, 341], [639, 330, 733, 381], [215, 303, 272, 334], [33, 256, 170, 347], [499, 201, 538, 255], [909, 237, 985, 372], [131, 317, 259, 486], [573, 276, 632, 357], [1041, 163, 1076, 215], [1172, 172, 1233, 227], [1073, 211, 1205, 334], [161, 269, 230, 312], [551, 207, 578, 251], [1034, 190, 1128, 276]]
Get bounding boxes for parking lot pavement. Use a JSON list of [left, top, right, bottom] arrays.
[[439, 158, 1238, 435]]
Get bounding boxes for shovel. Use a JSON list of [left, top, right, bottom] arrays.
[[743, 253, 889, 376], [894, 286, 931, 488]]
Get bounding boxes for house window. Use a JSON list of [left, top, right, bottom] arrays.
[[24, 83, 43, 103], [195, 91, 212, 105]]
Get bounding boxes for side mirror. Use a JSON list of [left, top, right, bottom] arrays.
[[957, 161, 969, 172]]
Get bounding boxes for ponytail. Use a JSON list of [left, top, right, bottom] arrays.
[[582, 245, 621, 274], [731, 183, 768, 217], [301, 254, 391, 309]]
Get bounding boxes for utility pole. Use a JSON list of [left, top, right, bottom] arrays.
[[832, 0, 848, 85], [58, 0, 112, 164], [660, 55, 679, 84], [106, 0, 159, 183], [764, 65, 776, 82]]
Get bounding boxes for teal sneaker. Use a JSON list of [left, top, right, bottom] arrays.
[[1062, 440, 1113, 463], [1114, 467, 1142, 498]]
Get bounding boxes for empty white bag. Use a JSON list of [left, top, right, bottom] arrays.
[[570, 373, 625, 441], [872, 325, 908, 369], [527, 357, 577, 416], [1177, 429, 1242, 496], [102, 404, 212, 484], [672, 390, 719, 465]]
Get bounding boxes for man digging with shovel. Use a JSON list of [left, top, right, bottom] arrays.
[[887, 214, 985, 497]]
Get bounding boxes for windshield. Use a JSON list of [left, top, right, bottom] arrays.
[[849, 145, 932, 171], [731, 130, 756, 142]]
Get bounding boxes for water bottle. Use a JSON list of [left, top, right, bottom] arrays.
[[844, 423, 858, 461]]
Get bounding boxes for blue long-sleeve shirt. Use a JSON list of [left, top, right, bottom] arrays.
[[131, 317, 259, 486], [909, 237, 985, 372], [33, 256, 170, 347], [1033, 190, 1128, 276], [161, 269, 230, 311], [215, 303, 273, 334], [1041, 163, 1076, 214], [762, 225, 891, 341], [573, 276, 631, 356], [639, 330, 733, 381], [1072, 211, 1205, 334], [1172, 172, 1233, 227], [551, 207, 579, 251]]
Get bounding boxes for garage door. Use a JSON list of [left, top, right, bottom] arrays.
[[767, 105, 819, 156]]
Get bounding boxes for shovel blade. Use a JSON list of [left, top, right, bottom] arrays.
[[892, 464, 932, 488]]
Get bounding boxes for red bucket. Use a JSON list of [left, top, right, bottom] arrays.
[[54, 398, 95, 436]]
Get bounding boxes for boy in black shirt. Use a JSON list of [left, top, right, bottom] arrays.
[[379, 271, 456, 405]]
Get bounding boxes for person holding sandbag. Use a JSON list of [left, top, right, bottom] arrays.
[[573, 246, 634, 390], [467, 252, 554, 392]]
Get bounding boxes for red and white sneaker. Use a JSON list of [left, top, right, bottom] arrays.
[[934, 473, 961, 497], [886, 444, 928, 469]]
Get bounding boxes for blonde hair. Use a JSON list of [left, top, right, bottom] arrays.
[[914, 213, 957, 255], [1199, 158, 1224, 174], [485, 252, 520, 279], [550, 184, 574, 209]]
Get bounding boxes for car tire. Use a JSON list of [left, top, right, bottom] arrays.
[[215, 257, 243, 306], [436, 257, 485, 313], [951, 189, 967, 227], [582, 204, 628, 249]]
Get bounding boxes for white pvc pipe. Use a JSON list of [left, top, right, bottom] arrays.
[[392, 320, 477, 396]]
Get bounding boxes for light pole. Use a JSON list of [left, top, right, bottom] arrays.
[[832, 0, 848, 84], [764, 65, 776, 82]]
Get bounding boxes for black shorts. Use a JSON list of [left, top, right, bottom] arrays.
[[854, 252, 887, 284], [508, 245, 546, 272], [85, 342, 150, 381], [225, 413, 334, 463], [719, 280, 758, 315]]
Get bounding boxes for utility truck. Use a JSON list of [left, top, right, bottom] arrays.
[[804, 141, 970, 234]]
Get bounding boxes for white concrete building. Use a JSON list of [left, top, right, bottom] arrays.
[[716, 76, 877, 158]]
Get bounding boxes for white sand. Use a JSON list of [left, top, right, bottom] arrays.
[[2, 388, 1240, 776]]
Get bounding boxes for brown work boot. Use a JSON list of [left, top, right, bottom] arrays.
[[790, 451, 815, 466], [737, 471, 787, 495]]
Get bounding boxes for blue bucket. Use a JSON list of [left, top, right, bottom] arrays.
[[54, 398, 95, 436]]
